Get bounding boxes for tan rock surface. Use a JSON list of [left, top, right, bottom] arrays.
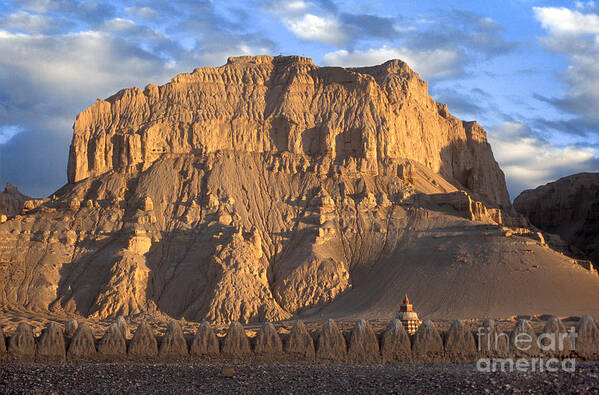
[[1, 56, 599, 325], [477, 318, 509, 357], [0, 183, 29, 217], [0, 326, 6, 354]]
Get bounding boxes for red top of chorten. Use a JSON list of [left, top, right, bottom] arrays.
[[400, 294, 413, 312]]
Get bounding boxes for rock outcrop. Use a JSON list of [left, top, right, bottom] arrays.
[[514, 173, 599, 268], [2, 56, 599, 323], [0, 183, 29, 217], [510, 319, 539, 358], [576, 314, 599, 360]]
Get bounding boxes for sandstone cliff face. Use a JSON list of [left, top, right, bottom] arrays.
[[514, 173, 599, 266], [2, 56, 599, 323], [68, 55, 509, 209], [0, 183, 29, 217]]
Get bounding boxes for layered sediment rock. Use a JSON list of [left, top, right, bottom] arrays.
[[2, 56, 599, 324]]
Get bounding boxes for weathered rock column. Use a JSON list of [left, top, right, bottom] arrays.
[[381, 319, 411, 362]]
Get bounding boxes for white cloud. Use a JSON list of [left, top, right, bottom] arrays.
[[488, 121, 598, 197], [533, 7, 599, 35], [0, 11, 62, 34], [322, 46, 464, 80], [284, 14, 347, 45], [124, 6, 158, 20], [267, 1, 312, 15]]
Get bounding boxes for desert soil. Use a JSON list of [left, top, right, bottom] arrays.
[[1, 362, 599, 394]]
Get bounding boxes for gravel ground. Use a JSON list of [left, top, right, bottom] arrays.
[[1, 362, 599, 394]]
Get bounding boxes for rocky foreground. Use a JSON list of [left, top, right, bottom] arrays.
[[1, 362, 599, 394]]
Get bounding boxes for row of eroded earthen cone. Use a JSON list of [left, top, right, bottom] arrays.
[[1, 316, 599, 363]]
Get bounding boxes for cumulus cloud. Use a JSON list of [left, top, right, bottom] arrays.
[[488, 121, 599, 198], [533, 7, 599, 35], [283, 13, 347, 45], [533, 6, 599, 137], [322, 46, 465, 80]]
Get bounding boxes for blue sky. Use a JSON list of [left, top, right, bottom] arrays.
[[1, 0, 598, 199]]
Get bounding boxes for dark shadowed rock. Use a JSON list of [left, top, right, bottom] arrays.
[[8, 323, 35, 358], [381, 319, 411, 362], [445, 320, 476, 362], [284, 320, 315, 360], [98, 323, 127, 359], [412, 320, 443, 361], [36, 322, 66, 362], [316, 319, 347, 362], [159, 321, 189, 358], [541, 316, 571, 357], [190, 321, 220, 357], [115, 316, 131, 339], [576, 314, 599, 360], [347, 319, 379, 363], [67, 323, 96, 360], [254, 322, 283, 355], [65, 320, 78, 338], [0, 326, 6, 354], [510, 319, 539, 357], [222, 322, 251, 356], [128, 321, 158, 358]]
